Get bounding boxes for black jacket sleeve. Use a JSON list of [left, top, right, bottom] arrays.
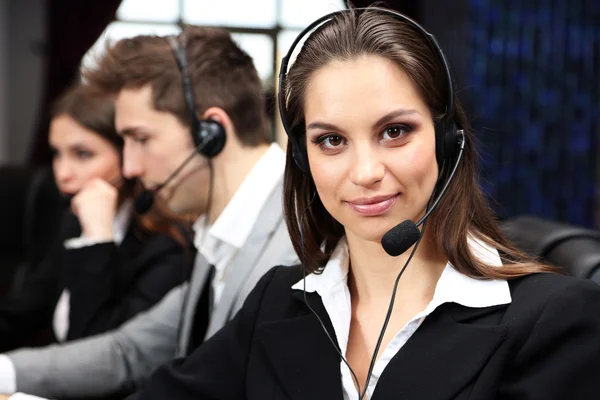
[[64, 233, 191, 341], [498, 278, 600, 399], [127, 266, 281, 400]]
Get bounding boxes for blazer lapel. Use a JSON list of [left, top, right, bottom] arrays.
[[257, 290, 345, 400], [205, 181, 286, 337], [373, 303, 508, 399]]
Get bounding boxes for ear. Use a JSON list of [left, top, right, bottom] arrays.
[[202, 107, 232, 132]]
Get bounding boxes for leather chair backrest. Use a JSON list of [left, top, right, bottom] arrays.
[[0, 166, 62, 294], [501, 215, 600, 283]]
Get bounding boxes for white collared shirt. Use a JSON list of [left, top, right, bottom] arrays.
[[192, 142, 286, 307], [291, 236, 512, 400], [53, 200, 133, 342]]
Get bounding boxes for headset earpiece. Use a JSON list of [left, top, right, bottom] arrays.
[[194, 119, 227, 158], [168, 34, 226, 160], [444, 122, 461, 162], [291, 134, 310, 174], [435, 120, 460, 167]]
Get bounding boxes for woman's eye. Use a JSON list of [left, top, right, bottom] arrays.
[[324, 135, 343, 147], [382, 125, 408, 140], [76, 150, 93, 160], [315, 134, 345, 150]]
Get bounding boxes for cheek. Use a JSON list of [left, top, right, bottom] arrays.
[[152, 137, 191, 177], [310, 156, 346, 210], [388, 143, 438, 191], [87, 154, 122, 183]]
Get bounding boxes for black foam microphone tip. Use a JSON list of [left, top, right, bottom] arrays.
[[381, 220, 422, 257], [135, 190, 155, 215]]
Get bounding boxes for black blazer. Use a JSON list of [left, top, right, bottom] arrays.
[[133, 264, 600, 400], [0, 210, 191, 351]]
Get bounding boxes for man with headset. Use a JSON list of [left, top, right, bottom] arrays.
[[0, 26, 298, 400]]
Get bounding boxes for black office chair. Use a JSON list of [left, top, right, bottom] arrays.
[[500, 215, 600, 284], [0, 166, 63, 295]]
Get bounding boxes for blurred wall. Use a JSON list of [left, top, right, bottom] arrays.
[[420, 0, 469, 97], [0, 0, 46, 166], [465, 0, 599, 228], [6, 0, 46, 165], [0, 1, 8, 163]]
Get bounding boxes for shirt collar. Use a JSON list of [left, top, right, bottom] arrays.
[[292, 235, 512, 309], [291, 236, 350, 294], [113, 199, 133, 245], [192, 143, 286, 259]]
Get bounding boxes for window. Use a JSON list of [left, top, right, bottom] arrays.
[[83, 0, 346, 142]]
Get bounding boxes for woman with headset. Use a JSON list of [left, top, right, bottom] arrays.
[[131, 7, 600, 400], [0, 83, 191, 352]]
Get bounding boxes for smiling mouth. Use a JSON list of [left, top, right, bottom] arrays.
[[346, 194, 399, 216]]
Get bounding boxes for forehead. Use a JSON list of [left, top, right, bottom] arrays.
[[49, 115, 104, 146], [304, 55, 430, 121], [114, 85, 191, 143], [115, 85, 154, 124]]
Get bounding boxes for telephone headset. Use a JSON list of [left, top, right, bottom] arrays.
[[134, 32, 226, 356], [278, 7, 466, 399], [134, 32, 227, 215]]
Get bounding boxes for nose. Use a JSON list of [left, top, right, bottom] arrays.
[[122, 140, 144, 179], [348, 142, 385, 187]]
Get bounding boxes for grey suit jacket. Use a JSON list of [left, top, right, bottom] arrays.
[[7, 179, 299, 399]]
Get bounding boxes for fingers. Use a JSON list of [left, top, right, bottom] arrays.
[[71, 178, 118, 212]]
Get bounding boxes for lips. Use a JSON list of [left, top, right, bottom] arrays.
[[346, 194, 399, 216]]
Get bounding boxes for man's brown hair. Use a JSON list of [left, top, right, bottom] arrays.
[[83, 25, 270, 146]]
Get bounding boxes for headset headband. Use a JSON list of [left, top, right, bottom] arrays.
[[167, 34, 200, 132], [277, 7, 456, 136]]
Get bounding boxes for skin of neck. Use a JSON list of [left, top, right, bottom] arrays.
[[345, 222, 448, 307], [206, 138, 271, 224]]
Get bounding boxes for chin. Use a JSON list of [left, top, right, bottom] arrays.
[[344, 219, 392, 244]]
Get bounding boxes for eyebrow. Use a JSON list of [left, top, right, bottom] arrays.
[[306, 108, 420, 132], [372, 108, 420, 129], [69, 143, 92, 151], [49, 141, 88, 150], [118, 127, 144, 137]]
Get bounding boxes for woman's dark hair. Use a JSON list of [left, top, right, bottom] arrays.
[[282, 7, 558, 278], [51, 82, 135, 203], [51, 82, 191, 247], [51, 82, 123, 150]]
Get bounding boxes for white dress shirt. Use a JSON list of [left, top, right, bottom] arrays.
[[291, 235, 512, 400], [193, 143, 286, 307]]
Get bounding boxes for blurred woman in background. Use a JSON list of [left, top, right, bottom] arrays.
[[0, 82, 191, 352]]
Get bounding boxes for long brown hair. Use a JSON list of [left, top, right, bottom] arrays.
[[282, 7, 558, 278], [51, 83, 192, 247]]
